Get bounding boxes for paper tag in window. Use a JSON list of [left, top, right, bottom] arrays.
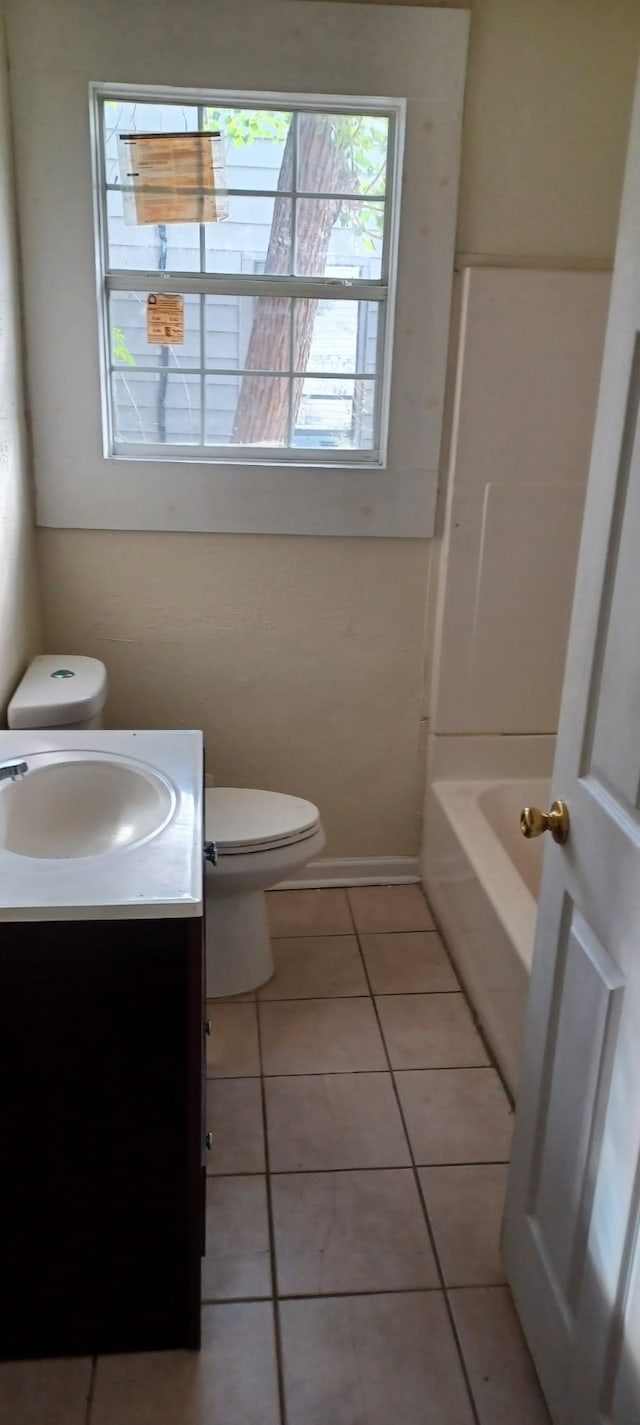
[[118, 132, 229, 225], [147, 293, 184, 345]]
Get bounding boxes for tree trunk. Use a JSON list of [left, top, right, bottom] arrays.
[[232, 114, 354, 446]]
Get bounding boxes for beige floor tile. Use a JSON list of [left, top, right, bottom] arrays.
[[267, 888, 352, 937], [420, 1164, 508, 1285], [377, 993, 489, 1070], [258, 934, 368, 1000], [396, 1068, 513, 1164], [206, 1002, 260, 1078], [361, 929, 459, 993], [260, 998, 386, 1075], [0, 1356, 92, 1425], [272, 1168, 438, 1295], [280, 1292, 475, 1425], [450, 1287, 551, 1424], [92, 1302, 280, 1425], [348, 883, 434, 933], [206, 1079, 265, 1175], [265, 1072, 410, 1171], [203, 1176, 271, 1301]]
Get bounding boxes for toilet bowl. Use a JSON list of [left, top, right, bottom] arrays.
[[205, 787, 325, 998]]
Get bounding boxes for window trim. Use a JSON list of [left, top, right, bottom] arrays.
[[92, 84, 405, 468], [12, 0, 469, 537]]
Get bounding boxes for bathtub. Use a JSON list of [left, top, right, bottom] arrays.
[[423, 776, 550, 1097]]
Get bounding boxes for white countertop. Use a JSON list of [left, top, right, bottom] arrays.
[[0, 730, 203, 921]]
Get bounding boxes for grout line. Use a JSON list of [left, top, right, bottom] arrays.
[[255, 993, 288, 1425], [203, 1285, 454, 1305], [202, 1293, 274, 1305], [84, 1357, 97, 1425], [208, 1064, 496, 1081], [349, 897, 483, 1425], [208, 1160, 510, 1177], [255, 990, 466, 1003], [265, 927, 443, 940]]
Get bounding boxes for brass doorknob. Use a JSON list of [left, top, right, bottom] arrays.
[[520, 800, 570, 845]]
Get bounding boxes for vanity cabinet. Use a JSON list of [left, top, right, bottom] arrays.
[[0, 914, 205, 1361]]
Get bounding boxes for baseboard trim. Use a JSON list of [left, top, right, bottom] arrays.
[[276, 857, 420, 889]]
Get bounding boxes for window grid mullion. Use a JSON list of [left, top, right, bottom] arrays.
[[109, 364, 379, 382], [106, 272, 388, 302], [105, 183, 387, 206], [288, 112, 298, 441], [198, 103, 206, 445]]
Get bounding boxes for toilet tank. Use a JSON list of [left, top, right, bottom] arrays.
[[7, 656, 108, 730]]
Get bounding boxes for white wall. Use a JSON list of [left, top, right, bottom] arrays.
[[0, 6, 40, 717], [8, 0, 640, 855]]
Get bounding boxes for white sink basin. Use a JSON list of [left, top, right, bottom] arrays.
[[0, 750, 176, 859]]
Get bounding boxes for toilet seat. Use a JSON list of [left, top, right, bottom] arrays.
[[205, 787, 320, 856]]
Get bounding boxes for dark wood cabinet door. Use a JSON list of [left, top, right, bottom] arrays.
[[0, 915, 204, 1360]]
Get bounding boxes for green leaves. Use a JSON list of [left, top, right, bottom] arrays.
[[203, 107, 387, 196], [112, 325, 135, 366], [204, 108, 292, 147]]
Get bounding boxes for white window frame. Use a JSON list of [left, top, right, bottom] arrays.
[[8, 0, 470, 537], [94, 86, 404, 468]]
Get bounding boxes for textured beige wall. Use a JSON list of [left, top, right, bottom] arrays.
[[36, 0, 640, 855], [0, 8, 40, 718], [38, 533, 430, 857], [302, 0, 640, 261], [457, 0, 640, 260]]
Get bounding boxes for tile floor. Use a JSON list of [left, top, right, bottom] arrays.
[[0, 884, 551, 1425]]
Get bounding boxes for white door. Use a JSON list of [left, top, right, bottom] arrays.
[[503, 61, 640, 1425]]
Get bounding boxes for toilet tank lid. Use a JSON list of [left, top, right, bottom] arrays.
[[7, 655, 108, 729]]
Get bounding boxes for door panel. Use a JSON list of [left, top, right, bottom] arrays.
[[504, 55, 640, 1425], [530, 911, 623, 1306]]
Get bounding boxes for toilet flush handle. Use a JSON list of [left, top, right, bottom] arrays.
[[203, 841, 219, 866]]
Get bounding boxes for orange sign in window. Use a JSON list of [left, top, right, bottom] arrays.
[[118, 132, 229, 225], [146, 293, 185, 345]]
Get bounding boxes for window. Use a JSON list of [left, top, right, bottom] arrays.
[[17, 3, 468, 536], [95, 90, 403, 465]]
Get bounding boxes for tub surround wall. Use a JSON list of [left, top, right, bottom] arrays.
[[0, 7, 40, 717], [422, 266, 610, 1085], [428, 266, 610, 739]]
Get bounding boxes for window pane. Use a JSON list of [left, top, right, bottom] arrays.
[[110, 291, 201, 369], [205, 295, 291, 371], [112, 371, 201, 444], [205, 195, 292, 274], [295, 199, 383, 279], [203, 107, 292, 191], [106, 189, 201, 273], [206, 374, 290, 446], [295, 299, 379, 375], [103, 99, 200, 187], [292, 377, 375, 450], [296, 112, 389, 196]]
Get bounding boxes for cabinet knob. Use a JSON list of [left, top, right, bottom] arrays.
[[205, 1019, 212, 1036], [205, 1132, 213, 1151]]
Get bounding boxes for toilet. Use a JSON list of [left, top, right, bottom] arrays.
[[7, 655, 324, 998], [7, 654, 108, 731], [204, 786, 325, 998]]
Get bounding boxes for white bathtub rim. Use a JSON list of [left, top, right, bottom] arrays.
[[430, 778, 540, 974]]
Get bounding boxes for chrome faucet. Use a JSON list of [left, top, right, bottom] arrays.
[[0, 760, 28, 783]]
